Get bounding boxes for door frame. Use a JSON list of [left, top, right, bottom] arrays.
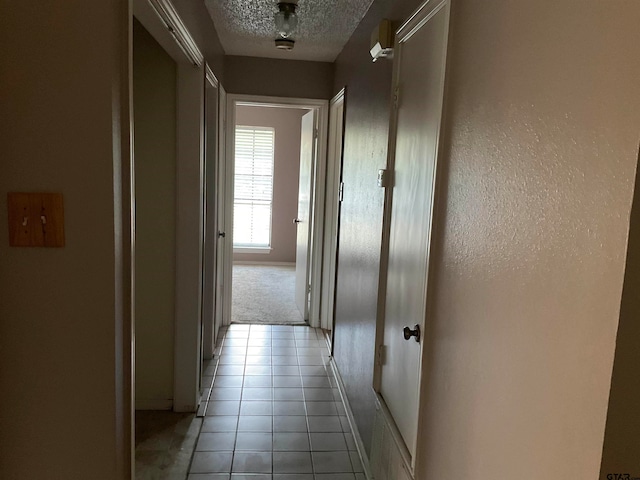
[[201, 65, 220, 363], [222, 94, 329, 328], [372, 0, 452, 474], [320, 88, 346, 343], [133, 0, 206, 414]]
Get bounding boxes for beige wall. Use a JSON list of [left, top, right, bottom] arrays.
[[415, 1, 639, 477], [334, 0, 640, 476], [133, 19, 176, 410], [233, 105, 305, 264], [172, 0, 225, 82], [225, 55, 334, 99], [0, 0, 131, 478]]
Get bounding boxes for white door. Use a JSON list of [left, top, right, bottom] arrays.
[[295, 110, 315, 320], [379, 1, 450, 461], [216, 86, 228, 327]]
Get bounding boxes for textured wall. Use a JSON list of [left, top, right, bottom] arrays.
[[225, 55, 334, 99], [233, 106, 305, 264], [0, 0, 131, 477], [133, 19, 176, 410], [415, 0, 640, 478], [331, 0, 424, 455]]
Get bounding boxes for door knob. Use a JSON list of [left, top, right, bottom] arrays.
[[218, 231, 226, 238], [293, 218, 301, 224], [403, 325, 421, 342]]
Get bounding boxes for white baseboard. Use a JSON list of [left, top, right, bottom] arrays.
[[329, 358, 374, 480], [135, 398, 173, 411], [370, 395, 414, 480], [233, 261, 295, 266]]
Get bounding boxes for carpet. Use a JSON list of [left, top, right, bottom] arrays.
[[231, 264, 305, 324]]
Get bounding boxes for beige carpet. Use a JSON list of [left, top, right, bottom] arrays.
[[231, 264, 305, 324]]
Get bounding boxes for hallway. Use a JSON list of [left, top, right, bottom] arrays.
[[189, 324, 364, 479]]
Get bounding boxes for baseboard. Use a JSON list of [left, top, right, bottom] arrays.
[[233, 261, 295, 266], [329, 358, 374, 480], [135, 398, 173, 411], [370, 395, 414, 480]]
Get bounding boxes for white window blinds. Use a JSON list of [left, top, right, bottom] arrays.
[[233, 126, 275, 247]]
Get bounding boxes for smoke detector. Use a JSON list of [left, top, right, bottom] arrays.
[[370, 19, 394, 62]]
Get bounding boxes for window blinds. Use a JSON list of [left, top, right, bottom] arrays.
[[233, 126, 275, 247]]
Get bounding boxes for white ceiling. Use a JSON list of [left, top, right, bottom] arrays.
[[204, 0, 375, 62]]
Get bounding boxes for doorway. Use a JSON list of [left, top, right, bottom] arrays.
[[220, 96, 329, 330], [132, 6, 210, 477], [231, 105, 308, 325]]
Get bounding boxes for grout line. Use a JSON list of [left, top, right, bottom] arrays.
[[297, 331, 318, 476]]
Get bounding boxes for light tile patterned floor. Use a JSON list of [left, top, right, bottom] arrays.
[[188, 324, 365, 480]]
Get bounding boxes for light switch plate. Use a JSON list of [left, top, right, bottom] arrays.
[[39, 193, 65, 247], [7, 192, 32, 247], [7, 192, 65, 247]]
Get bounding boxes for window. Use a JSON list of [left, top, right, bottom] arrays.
[[233, 126, 275, 249]]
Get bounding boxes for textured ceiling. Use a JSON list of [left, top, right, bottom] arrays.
[[204, 0, 375, 62]]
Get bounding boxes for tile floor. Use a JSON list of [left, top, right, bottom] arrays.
[[188, 324, 365, 480]]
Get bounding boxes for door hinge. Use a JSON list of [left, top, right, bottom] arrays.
[[393, 86, 400, 110], [313, 128, 318, 139], [308, 284, 312, 293], [377, 344, 387, 366], [377, 169, 390, 188], [338, 182, 345, 202]]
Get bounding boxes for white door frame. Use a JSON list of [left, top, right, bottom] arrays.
[[202, 65, 220, 362], [372, 0, 452, 474], [222, 94, 329, 328], [320, 88, 346, 337]]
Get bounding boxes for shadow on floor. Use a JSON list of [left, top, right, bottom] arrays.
[[135, 410, 202, 479]]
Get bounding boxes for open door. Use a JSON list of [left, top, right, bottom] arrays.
[[201, 67, 219, 362], [320, 89, 346, 339], [294, 110, 315, 320], [376, 0, 450, 469], [215, 85, 228, 329]]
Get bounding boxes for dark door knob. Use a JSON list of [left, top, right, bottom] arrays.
[[218, 231, 225, 238], [403, 325, 421, 342], [293, 218, 301, 224]]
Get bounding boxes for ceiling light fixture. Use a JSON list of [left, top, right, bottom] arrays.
[[274, 2, 298, 50]]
